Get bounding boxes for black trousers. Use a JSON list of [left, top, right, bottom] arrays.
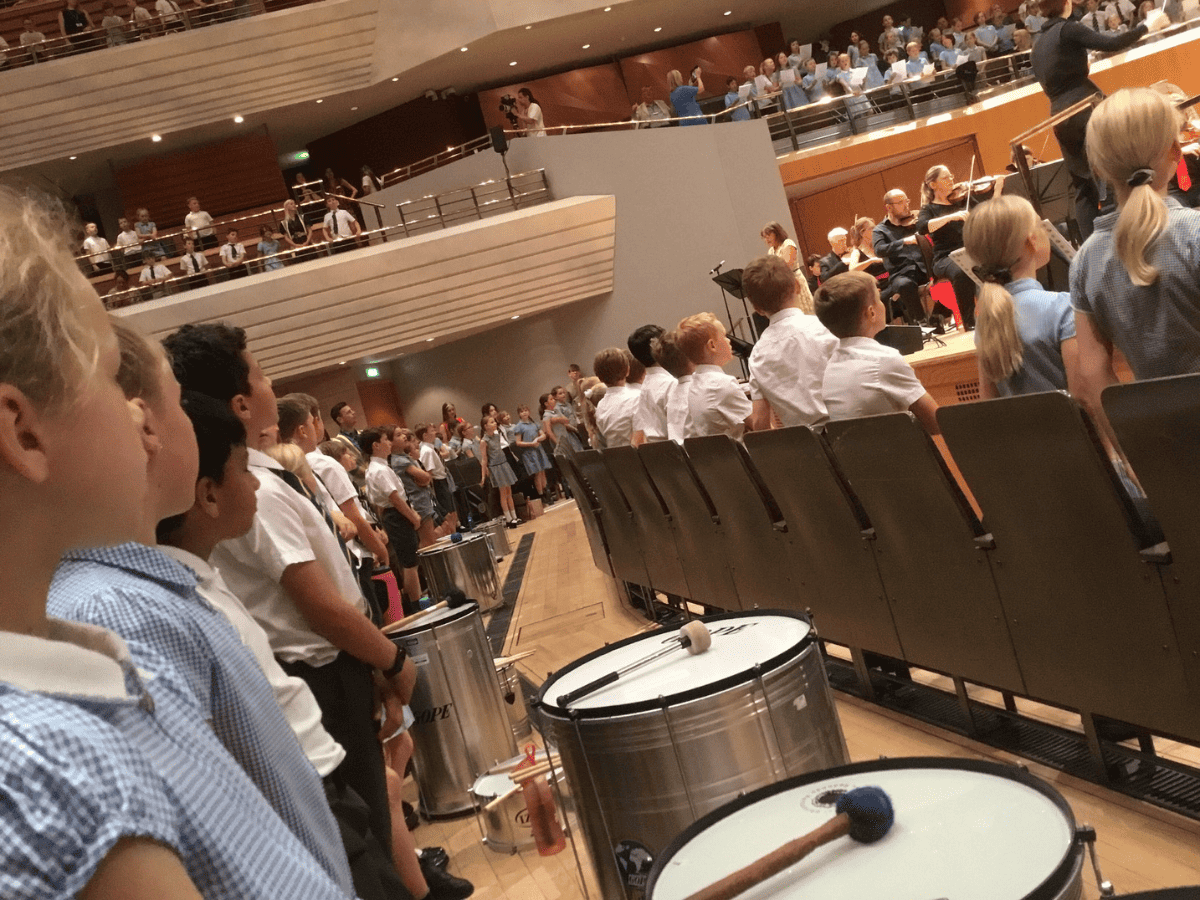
[[282, 653, 393, 867], [886, 272, 929, 324], [324, 771, 413, 900], [933, 256, 977, 328], [1054, 106, 1101, 240]]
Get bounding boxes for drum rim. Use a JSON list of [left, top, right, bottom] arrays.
[[645, 756, 1082, 900], [386, 601, 479, 637], [534, 609, 813, 719]]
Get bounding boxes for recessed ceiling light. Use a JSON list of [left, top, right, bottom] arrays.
[[151, 134, 162, 142], [724, 9, 732, 14], [509, 61, 517, 66], [392, 76, 399, 81], [339, 360, 346, 365], [233, 114, 244, 123], [525, 24, 532, 29], [582, 43, 590, 49], [511, 314, 520, 320], [69, 155, 77, 160], [460, 46, 468, 52], [654, 26, 662, 32], [425, 337, 434, 342], [316, 99, 323, 104], [351, 106, 358, 111], [604, 5, 611, 10]]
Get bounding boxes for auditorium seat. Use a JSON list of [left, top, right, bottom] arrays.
[[1104, 375, 1200, 700], [823, 412, 1025, 694], [596, 446, 693, 602], [555, 452, 614, 579], [683, 434, 807, 612], [573, 450, 654, 594], [939, 392, 1199, 741], [634, 442, 742, 612], [743, 426, 905, 660]]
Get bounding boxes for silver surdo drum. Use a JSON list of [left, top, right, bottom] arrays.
[[536, 610, 847, 900], [648, 758, 1090, 900], [389, 602, 517, 817], [475, 518, 511, 560], [417, 533, 500, 611]]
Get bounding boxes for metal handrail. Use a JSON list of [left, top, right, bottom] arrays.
[[95, 169, 553, 310]]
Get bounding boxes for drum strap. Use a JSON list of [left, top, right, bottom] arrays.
[[269, 468, 356, 571]]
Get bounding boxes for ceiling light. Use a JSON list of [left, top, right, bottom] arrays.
[[316, 99, 323, 104], [233, 114, 244, 123], [509, 61, 517, 66], [582, 43, 590, 49], [604, 5, 611, 10], [654, 26, 662, 32], [525, 24, 532, 29], [425, 337, 434, 342], [460, 46, 468, 52], [724, 9, 732, 14], [392, 76, 399, 81], [69, 155, 77, 160], [339, 360, 346, 365], [351, 106, 358, 111], [446, 145, 454, 151], [151, 134, 162, 142], [511, 315, 520, 320]]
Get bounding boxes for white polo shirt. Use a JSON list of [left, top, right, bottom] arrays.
[[184, 209, 214, 238], [417, 441, 448, 479], [211, 447, 369, 667], [159, 546, 347, 777], [365, 456, 406, 508], [823, 335, 928, 421], [308, 450, 357, 507], [748, 307, 840, 427], [687, 364, 753, 439], [633, 366, 675, 441], [666, 374, 694, 443], [593, 384, 642, 449]]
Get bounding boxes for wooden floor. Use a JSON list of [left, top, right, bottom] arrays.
[[403, 502, 1200, 899]]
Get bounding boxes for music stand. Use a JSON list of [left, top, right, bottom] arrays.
[[711, 266, 755, 379]]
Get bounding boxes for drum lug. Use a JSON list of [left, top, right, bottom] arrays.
[[1077, 825, 1115, 896]]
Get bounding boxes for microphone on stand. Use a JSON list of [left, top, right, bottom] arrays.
[[709, 260, 725, 275]]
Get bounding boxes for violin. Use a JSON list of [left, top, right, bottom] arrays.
[[946, 176, 999, 204]]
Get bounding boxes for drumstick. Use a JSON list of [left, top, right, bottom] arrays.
[[493, 650, 538, 667], [482, 760, 559, 812], [681, 786, 894, 900], [381, 588, 470, 634], [557, 620, 712, 708], [483, 783, 524, 812]]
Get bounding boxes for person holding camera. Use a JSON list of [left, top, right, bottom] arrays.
[[668, 67, 706, 126], [514, 87, 546, 137]]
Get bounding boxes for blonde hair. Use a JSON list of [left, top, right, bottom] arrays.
[[963, 195, 1039, 384], [676, 312, 725, 364], [264, 441, 318, 493], [667, 69, 684, 89], [921, 164, 951, 207], [1086, 87, 1181, 286], [0, 186, 100, 414]]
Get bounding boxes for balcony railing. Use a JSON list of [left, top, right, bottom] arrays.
[[88, 169, 551, 310]]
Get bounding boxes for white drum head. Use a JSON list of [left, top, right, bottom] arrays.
[[421, 533, 486, 555], [472, 769, 515, 801], [650, 765, 1075, 900], [391, 602, 476, 635], [543, 613, 811, 712]]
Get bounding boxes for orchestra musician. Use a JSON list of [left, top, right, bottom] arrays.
[[1030, 0, 1170, 238], [916, 165, 1005, 330], [872, 189, 932, 324]]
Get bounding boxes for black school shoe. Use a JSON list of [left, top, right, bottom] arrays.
[[420, 856, 473, 900], [417, 846, 448, 870], [402, 800, 420, 831]]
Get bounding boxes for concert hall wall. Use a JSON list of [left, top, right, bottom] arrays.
[[827, 0, 950, 56], [112, 129, 288, 228]]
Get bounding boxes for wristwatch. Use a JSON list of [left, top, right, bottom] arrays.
[[382, 644, 408, 680]]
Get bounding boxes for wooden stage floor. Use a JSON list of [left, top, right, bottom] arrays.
[[403, 501, 1200, 900]]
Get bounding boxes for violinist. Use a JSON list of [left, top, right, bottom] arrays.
[[916, 165, 1004, 330], [872, 189, 930, 324]]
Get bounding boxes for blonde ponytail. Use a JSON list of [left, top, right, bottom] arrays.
[[964, 194, 1039, 384], [1086, 88, 1180, 287]]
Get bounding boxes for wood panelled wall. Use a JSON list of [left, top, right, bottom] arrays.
[[477, 29, 770, 134], [112, 129, 288, 228], [788, 139, 979, 261], [305, 94, 487, 192]]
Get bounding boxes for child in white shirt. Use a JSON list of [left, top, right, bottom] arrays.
[[362, 426, 424, 615], [652, 329, 696, 443], [592, 347, 642, 448], [678, 312, 752, 440], [416, 423, 457, 534], [815, 271, 940, 433]]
